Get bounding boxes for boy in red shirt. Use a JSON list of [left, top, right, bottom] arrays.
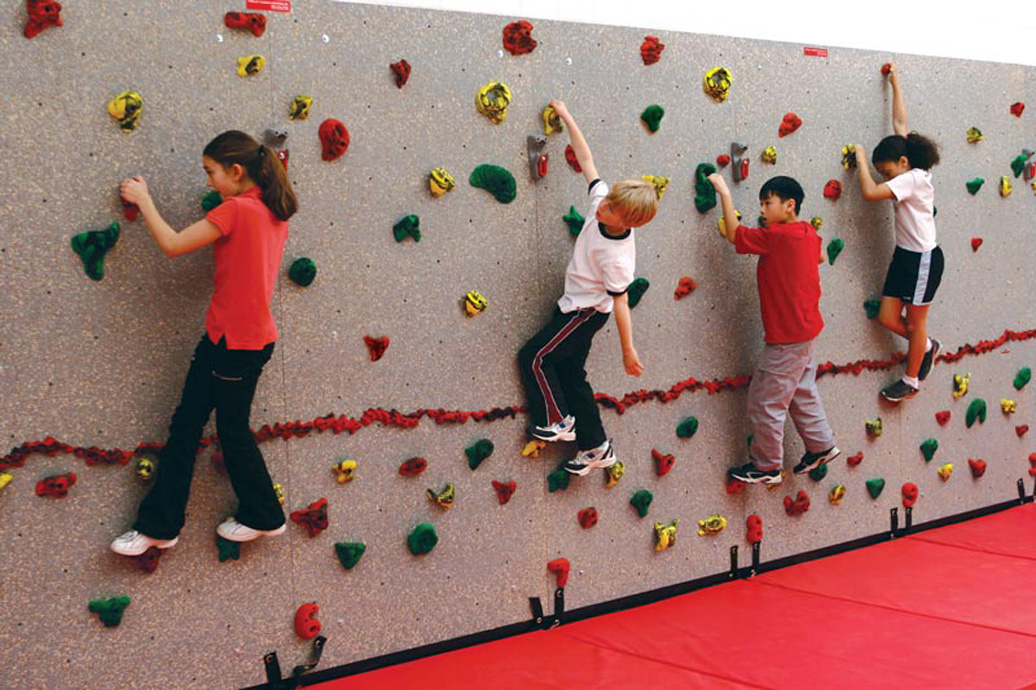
[[709, 174, 839, 484]]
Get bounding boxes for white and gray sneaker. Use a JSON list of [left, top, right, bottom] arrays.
[[110, 530, 178, 557], [532, 415, 577, 442], [561, 439, 617, 476], [216, 518, 287, 543]]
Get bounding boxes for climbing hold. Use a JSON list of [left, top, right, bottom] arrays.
[[823, 179, 842, 201], [564, 145, 581, 172], [784, 490, 810, 516], [135, 457, 155, 482], [641, 175, 670, 201], [577, 507, 598, 529], [289, 94, 312, 121], [0, 473, 12, 491], [24, 0, 63, 38], [864, 298, 881, 320], [35, 471, 76, 498], [1029, 453, 1036, 477], [290, 498, 329, 537], [627, 277, 650, 308], [1010, 102, 1025, 117], [778, 113, 802, 138], [332, 459, 357, 484], [522, 439, 546, 457], [1014, 367, 1031, 390], [391, 214, 420, 243], [547, 466, 571, 493], [746, 515, 763, 543], [465, 439, 495, 470], [654, 520, 679, 552], [966, 398, 987, 428], [697, 514, 726, 536], [935, 410, 951, 426], [971, 238, 983, 252], [463, 290, 488, 316], [407, 523, 438, 556], [273, 483, 284, 504], [837, 144, 857, 171], [563, 206, 585, 236], [829, 484, 846, 504], [107, 91, 143, 133], [937, 463, 953, 481], [901, 482, 919, 508], [1016, 425, 1029, 437], [808, 463, 828, 482], [920, 438, 939, 462], [398, 457, 427, 476], [847, 452, 864, 467], [236, 55, 266, 77], [469, 164, 517, 204], [761, 145, 777, 164], [965, 127, 984, 144], [318, 119, 349, 161], [674, 277, 698, 300], [88, 596, 131, 628], [604, 461, 625, 489], [122, 199, 140, 221], [726, 477, 745, 494], [676, 416, 699, 438], [1000, 176, 1012, 197], [703, 66, 732, 102], [201, 190, 223, 211], [527, 135, 548, 181], [363, 335, 389, 362], [766, 470, 787, 491], [810, 216, 823, 231], [966, 178, 984, 195], [629, 489, 653, 518], [1001, 399, 1016, 414], [968, 458, 987, 478], [641, 105, 665, 133], [641, 36, 665, 65], [1011, 153, 1030, 179], [288, 257, 316, 286], [717, 209, 743, 237], [827, 238, 845, 265], [428, 168, 456, 197], [865, 417, 883, 437], [224, 11, 266, 37], [953, 373, 970, 399], [652, 449, 675, 477], [502, 20, 537, 55], [547, 558, 570, 588], [295, 603, 322, 640], [492, 479, 516, 504], [881, 63, 892, 76], [716, 154, 730, 167], [427, 483, 455, 511], [264, 127, 288, 147], [216, 536, 240, 562], [694, 162, 718, 212], [865, 477, 886, 499], [475, 82, 512, 124], [390, 59, 411, 88], [133, 546, 164, 573], [335, 542, 366, 570], [731, 142, 749, 182]]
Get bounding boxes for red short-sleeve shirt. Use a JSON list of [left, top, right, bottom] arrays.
[[734, 221, 824, 344], [204, 186, 289, 349]]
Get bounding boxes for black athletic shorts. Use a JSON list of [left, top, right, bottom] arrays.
[[881, 245, 944, 305]]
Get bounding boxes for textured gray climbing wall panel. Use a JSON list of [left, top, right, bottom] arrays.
[[1, 2, 1034, 688]]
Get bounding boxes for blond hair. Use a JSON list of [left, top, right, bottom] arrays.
[[606, 181, 658, 228]]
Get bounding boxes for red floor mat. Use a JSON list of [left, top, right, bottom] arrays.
[[910, 502, 1036, 560]]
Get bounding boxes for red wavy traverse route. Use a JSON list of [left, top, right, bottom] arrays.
[[3, 328, 1034, 472]]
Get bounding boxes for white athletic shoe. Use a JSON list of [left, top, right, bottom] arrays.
[[561, 439, 617, 476], [532, 415, 577, 442], [216, 518, 287, 543], [110, 530, 179, 557]]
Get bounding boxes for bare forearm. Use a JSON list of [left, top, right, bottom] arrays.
[[718, 191, 738, 245], [891, 81, 908, 135], [613, 296, 635, 354], [138, 199, 182, 257], [857, 164, 880, 200], [560, 114, 595, 173]]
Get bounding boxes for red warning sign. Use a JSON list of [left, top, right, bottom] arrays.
[[803, 46, 829, 58], [247, 0, 291, 11]]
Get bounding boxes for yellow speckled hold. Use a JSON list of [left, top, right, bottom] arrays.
[[719, 209, 742, 235], [604, 460, 625, 489], [464, 291, 488, 316], [965, 127, 984, 143], [0, 472, 12, 490], [289, 94, 312, 120], [697, 514, 727, 536], [273, 482, 284, 504], [829, 484, 846, 504], [810, 216, 823, 231], [937, 463, 954, 481], [542, 104, 563, 135], [703, 66, 732, 102], [106, 90, 143, 133], [427, 482, 455, 510], [522, 439, 546, 457], [1001, 399, 1017, 414], [766, 469, 788, 491], [841, 144, 857, 170], [866, 417, 883, 437], [761, 145, 777, 164], [135, 458, 155, 481], [237, 55, 266, 77], [641, 175, 670, 200], [1000, 176, 1012, 197], [332, 459, 357, 484], [953, 373, 970, 399], [429, 167, 456, 197], [476, 82, 512, 124], [654, 519, 679, 552]]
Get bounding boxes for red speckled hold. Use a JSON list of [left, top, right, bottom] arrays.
[[968, 459, 987, 478], [674, 276, 698, 300], [784, 490, 810, 516], [492, 479, 516, 504], [318, 119, 350, 161], [847, 452, 864, 467], [363, 335, 389, 361], [823, 179, 842, 201], [35, 471, 76, 498], [746, 514, 763, 543], [778, 112, 802, 137], [652, 449, 675, 477], [565, 145, 581, 172], [390, 59, 411, 88], [881, 63, 892, 76], [740, 158, 750, 181], [716, 154, 730, 167], [1028, 453, 1036, 477], [224, 11, 266, 37], [578, 507, 598, 529], [294, 603, 322, 640], [25, 0, 63, 39], [1010, 102, 1025, 118], [971, 238, 983, 252], [1016, 425, 1029, 437], [547, 558, 570, 587], [502, 20, 537, 55], [398, 457, 427, 476], [901, 482, 919, 507], [935, 411, 951, 426], [290, 498, 329, 537], [726, 477, 745, 494], [640, 36, 665, 65]]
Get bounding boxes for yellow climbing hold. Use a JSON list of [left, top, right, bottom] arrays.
[[718, 209, 742, 235], [464, 290, 488, 316], [810, 216, 823, 231], [332, 459, 357, 484], [937, 463, 953, 481], [429, 167, 456, 197], [476, 82, 512, 124], [604, 460, 625, 489], [107, 90, 143, 133], [766, 469, 788, 491], [965, 127, 984, 143], [1001, 398, 1017, 414], [703, 66, 732, 102], [697, 514, 727, 536], [761, 145, 777, 164], [654, 519, 679, 552], [135, 458, 155, 481], [236, 54, 266, 77], [427, 482, 455, 510], [1000, 176, 1013, 197], [641, 175, 670, 200], [273, 482, 285, 504], [0, 472, 12, 490], [841, 144, 857, 170], [522, 439, 546, 457], [543, 104, 563, 135], [289, 94, 312, 120], [953, 373, 970, 399], [829, 484, 846, 505]]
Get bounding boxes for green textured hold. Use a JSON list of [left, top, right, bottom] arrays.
[[920, 438, 939, 462], [335, 541, 367, 569], [629, 489, 654, 518], [563, 206, 585, 236], [407, 523, 438, 556], [288, 257, 317, 286], [757, 214, 768, 229], [966, 178, 984, 195], [864, 298, 881, 320], [627, 277, 650, 308], [746, 434, 753, 448], [88, 596, 131, 627], [676, 416, 699, 439], [640, 104, 665, 133], [465, 439, 495, 470], [827, 238, 845, 265], [216, 536, 240, 562], [547, 466, 570, 493], [966, 398, 987, 428], [866, 477, 886, 499], [392, 214, 421, 243], [808, 463, 829, 481], [469, 164, 517, 204], [201, 190, 223, 211], [1011, 154, 1028, 178], [694, 163, 718, 213], [1014, 367, 1031, 390], [71, 222, 120, 281]]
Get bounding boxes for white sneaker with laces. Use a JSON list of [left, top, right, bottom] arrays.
[[216, 518, 287, 542], [532, 414, 577, 442], [561, 439, 617, 476], [110, 530, 178, 557]]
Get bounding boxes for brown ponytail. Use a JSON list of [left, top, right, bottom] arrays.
[[203, 130, 298, 221]]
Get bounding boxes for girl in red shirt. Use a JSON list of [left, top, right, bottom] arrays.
[[111, 131, 298, 556]]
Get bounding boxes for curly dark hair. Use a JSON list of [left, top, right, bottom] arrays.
[[872, 132, 940, 170]]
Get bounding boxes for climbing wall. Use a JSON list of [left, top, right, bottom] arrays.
[[1, 2, 1034, 688]]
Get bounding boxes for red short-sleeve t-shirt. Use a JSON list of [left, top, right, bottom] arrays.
[[734, 221, 824, 344], [204, 186, 289, 350]]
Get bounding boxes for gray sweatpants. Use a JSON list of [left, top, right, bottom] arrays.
[[747, 339, 835, 471]]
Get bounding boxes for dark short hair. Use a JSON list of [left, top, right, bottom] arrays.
[[759, 176, 804, 215], [872, 132, 940, 170]]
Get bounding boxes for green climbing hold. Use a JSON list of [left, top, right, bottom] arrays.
[[465, 439, 495, 470], [469, 164, 517, 204], [865, 477, 886, 499], [920, 438, 939, 462], [694, 163, 718, 213], [1011, 154, 1028, 178], [88, 596, 131, 627], [640, 104, 665, 133], [966, 398, 987, 428], [808, 463, 829, 481], [627, 277, 650, 308], [676, 416, 699, 439], [407, 523, 438, 556], [746, 434, 753, 448], [547, 466, 570, 493], [827, 238, 845, 265], [335, 541, 367, 569], [563, 206, 585, 236], [864, 298, 881, 320], [71, 222, 120, 281], [1014, 367, 1031, 390], [966, 178, 984, 195], [201, 190, 223, 211], [217, 536, 241, 562], [288, 257, 317, 286], [629, 489, 654, 518], [393, 214, 421, 243]]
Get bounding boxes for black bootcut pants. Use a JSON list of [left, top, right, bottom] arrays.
[[518, 307, 610, 450], [133, 334, 285, 540]]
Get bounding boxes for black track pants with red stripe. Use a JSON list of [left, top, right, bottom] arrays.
[[518, 307, 610, 450]]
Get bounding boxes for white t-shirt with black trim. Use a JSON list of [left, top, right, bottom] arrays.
[[557, 179, 637, 314], [885, 168, 937, 252]]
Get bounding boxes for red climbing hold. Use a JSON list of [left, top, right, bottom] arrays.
[[674, 276, 698, 300], [1029, 453, 1036, 477], [122, 200, 140, 221], [901, 482, 918, 508], [492, 479, 516, 505], [24, 0, 63, 39], [881, 63, 892, 76], [398, 457, 427, 476], [363, 335, 389, 362], [746, 514, 763, 543], [318, 119, 350, 161], [783, 490, 810, 516], [133, 546, 165, 573], [716, 154, 730, 167], [778, 112, 802, 138], [823, 179, 842, 201], [971, 238, 983, 252], [390, 59, 411, 88], [652, 449, 675, 477], [577, 507, 598, 529], [935, 410, 951, 426], [726, 477, 745, 494], [968, 458, 987, 478], [547, 557, 570, 588], [847, 452, 864, 467], [276, 149, 289, 170], [294, 603, 322, 640], [640, 36, 665, 65], [502, 20, 537, 55], [564, 144, 581, 173], [35, 471, 76, 498], [1016, 425, 1029, 437], [1010, 102, 1025, 118], [537, 153, 549, 179], [224, 11, 267, 37], [290, 498, 329, 538], [739, 158, 750, 181]]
